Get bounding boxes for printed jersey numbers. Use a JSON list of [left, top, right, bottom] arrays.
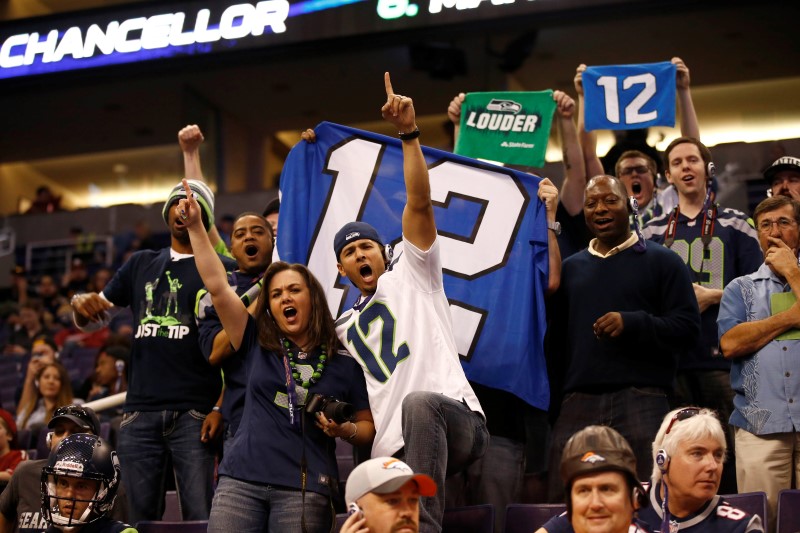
[[669, 237, 724, 289], [596, 73, 657, 125], [346, 302, 409, 382], [717, 505, 746, 521]]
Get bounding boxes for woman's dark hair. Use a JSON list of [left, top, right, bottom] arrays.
[[255, 262, 340, 355]]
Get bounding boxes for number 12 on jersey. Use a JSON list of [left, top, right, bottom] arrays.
[[583, 61, 676, 131]]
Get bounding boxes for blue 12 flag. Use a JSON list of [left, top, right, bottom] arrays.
[[277, 122, 551, 409], [583, 61, 676, 131]]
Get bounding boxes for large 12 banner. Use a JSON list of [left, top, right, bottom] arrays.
[[277, 122, 550, 409]]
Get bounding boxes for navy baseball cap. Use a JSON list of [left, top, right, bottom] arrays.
[[334, 222, 383, 261]]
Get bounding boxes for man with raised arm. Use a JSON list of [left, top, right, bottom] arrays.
[[69, 160, 236, 523], [332, 73, 489, 533]]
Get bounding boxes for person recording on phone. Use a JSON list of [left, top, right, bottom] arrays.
[[342, 457, 436, 533], [178, 180, 375, 532]]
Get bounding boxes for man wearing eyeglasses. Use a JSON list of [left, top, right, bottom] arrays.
[[642, 137, 762, 494], [719, 195, 800, 530]]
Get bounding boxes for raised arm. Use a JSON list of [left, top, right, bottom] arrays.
[[538, 177, 561, 295], [208, 297, 260, 365], [673, 57, 700, 139], [382, 72, 436, 251], [554, 90, 588, 215], [574, 65, 604, 185], [178, 125, 226, 253], [447, 92, 466, 142], [179, 179, 249, 350]]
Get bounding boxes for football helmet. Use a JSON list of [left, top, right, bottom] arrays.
[[41, 434, 120, 529]]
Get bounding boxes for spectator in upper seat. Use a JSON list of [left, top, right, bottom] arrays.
[[718, 195, 800, 531], [0, 408, 27, 484], [24, 187, 61, 215], [4, 301, 52, 355], [764, 156, 800, 202], [75, 345, 129, 404], [35, 277, 67, 330], [0, 405, 129, 533], [547, 175, 700, 501], [643, 137, 762, 494], [16, 361, 74, 431], [61, 259, 90, 300]]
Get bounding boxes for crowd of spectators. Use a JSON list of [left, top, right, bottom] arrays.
[[0, 61, 797, 533]]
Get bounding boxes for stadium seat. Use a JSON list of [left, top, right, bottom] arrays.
[[135, 521, 208, 533], [443, 504, 494, 533], [777, 489, 800, 533], [721, 491, 767, 526], [504, 503, 566, 533]]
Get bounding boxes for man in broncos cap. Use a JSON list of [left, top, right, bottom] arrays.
[[341, 457, 436, 533], [331, 73, 488, 533], [0, 405, 128, 533], [537, 425, 649, 533]]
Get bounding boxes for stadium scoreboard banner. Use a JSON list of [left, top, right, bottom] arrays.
[[0, 0, 631, 80]]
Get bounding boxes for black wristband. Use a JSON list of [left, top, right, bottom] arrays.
[[398, 127, 420, 141]]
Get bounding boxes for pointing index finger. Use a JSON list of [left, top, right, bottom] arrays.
[[384, 71, 394, 97], [182, 178, 192, 198]]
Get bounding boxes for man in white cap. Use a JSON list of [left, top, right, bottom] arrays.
[[764, 156, 800, 201], [342, 457, 437, 533]]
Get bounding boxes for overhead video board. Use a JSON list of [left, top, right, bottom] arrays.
[[0, 0, 627, 79]]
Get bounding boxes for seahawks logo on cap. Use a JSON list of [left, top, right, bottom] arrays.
[[580, 452, 606, 464], [345, 232, 361, 241]]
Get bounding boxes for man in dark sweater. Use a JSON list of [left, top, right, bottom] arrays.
[[546, 175, 700, 501]]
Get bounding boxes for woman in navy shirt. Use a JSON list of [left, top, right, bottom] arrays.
[[180, 181, 374, 532]]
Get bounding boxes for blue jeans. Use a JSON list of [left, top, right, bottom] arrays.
[[400, 392, 489, 533], [208, 475, 332, 533], [546, 387, 669, 502], [117, 410, 215, 523]]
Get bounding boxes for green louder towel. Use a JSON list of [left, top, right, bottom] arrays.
[[455, 90, 556, 167]]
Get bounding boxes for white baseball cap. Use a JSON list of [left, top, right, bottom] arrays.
[[345, 457, 437, 505]]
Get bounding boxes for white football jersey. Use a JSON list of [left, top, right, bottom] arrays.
[[335, 237, 484, 457]]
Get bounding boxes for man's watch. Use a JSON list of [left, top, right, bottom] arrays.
[[547, 220, 561, 236]]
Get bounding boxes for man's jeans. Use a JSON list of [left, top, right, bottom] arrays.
[[400, 391, 489, 533], [117, 409, 215, 524], [208, 476, 331, 533], [546, 387, 669, 501]]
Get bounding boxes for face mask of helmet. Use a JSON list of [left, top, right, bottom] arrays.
[[41, 434, 120, 529]]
